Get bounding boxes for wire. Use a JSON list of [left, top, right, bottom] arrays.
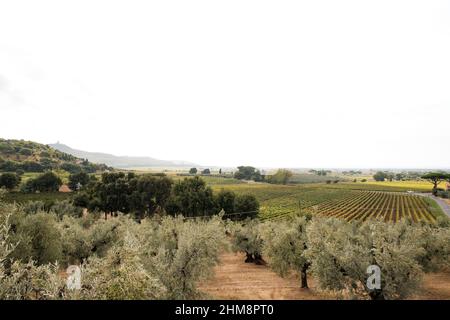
[[179, 210, 259, 220]]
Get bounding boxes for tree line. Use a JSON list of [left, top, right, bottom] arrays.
[[0, 194, 227, 299], [74, 173, 259, 220]]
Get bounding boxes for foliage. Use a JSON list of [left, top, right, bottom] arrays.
[[0, 138, 110, 175], [309, 169, 331, 176], [50, 200, 84, 219], [234, 194, 259, 219], [215, 190, 236, 214], [306, 217, 425, 300], [166, 177, 216, 217], [231, 218, 264, 264], [0, 261, 64, 300], [261, 216, 310, 288], [373, 171, 388, 182], [234, 166, 263, 182], [268, 169, 293, 185], [12, 212, 63, 265], [77, 172, 173, 219], [0, 210, 64, 300], [414, 224, 450, 272], [0, 173, 21, 190], [73, 232, 164, 300], [140, 215, 227, 299], [421, 172, 449, 195], [21, 172, 63, 193]]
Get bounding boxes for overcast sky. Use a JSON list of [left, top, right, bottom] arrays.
[[1, 1, 449, 169]]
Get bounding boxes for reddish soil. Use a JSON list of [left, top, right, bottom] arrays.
[[199, 252, 332, 300]]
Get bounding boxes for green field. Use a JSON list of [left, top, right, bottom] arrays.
[[360, 180, 446, 192], [316, 191, 440, 223], [2, 192, 72, 205], [210, 178, 442, 222]]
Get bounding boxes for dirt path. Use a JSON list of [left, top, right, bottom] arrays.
[[199, 252, 450, 300], [199, 252, 332, 300]]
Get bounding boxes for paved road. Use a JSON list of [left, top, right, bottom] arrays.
[[414, 193, 450, 218]]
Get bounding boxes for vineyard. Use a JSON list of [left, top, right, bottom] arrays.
[[211, 183, 355, 220], [211, 181, 444, 223], [316, 191, 439, 223]]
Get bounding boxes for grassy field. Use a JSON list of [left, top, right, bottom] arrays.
[[288, 173, 346, 184], [360, 180, 445, 192], [173, 175, 244, 185], [2, 192, 72, 205], [19, 169, 71, 184]]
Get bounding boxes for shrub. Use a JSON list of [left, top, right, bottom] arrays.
[[436, 190, 449, 199], [0, 173, 21, 190], [233, 194, 259, 220], [51, 200, 83, 219], [22, 172, 62, 193], [19, 148, 33, 156]]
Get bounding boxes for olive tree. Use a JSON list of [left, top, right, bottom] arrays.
[[72, 232, 165, 300], [261, 216, 311, 288], [59, 216, 91, 265], [414, 223, 450, 272], [7, 211, 63, 266], [140, 215, 227, 299], [306, 217, 424, 300], [0, 206, 63, 300], [231, 218, 264, 264]]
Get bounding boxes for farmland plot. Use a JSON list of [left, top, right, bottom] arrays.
[[316, 191, 438, 223]]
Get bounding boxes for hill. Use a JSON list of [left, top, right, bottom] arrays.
[[49, 142, 198, 169], [0, 138, 110, 173]]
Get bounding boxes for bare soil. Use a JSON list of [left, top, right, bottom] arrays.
[[199, 252, 450, 300]]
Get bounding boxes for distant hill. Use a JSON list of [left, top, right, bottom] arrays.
[[0, 138, 110, 173], [49, 143, 198, 169]]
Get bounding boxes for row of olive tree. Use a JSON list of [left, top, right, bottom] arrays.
[[0, 192, 228, 299], [231, 215, 450, 299], [75, 173, 259, 220]]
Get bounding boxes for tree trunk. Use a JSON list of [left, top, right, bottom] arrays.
[[300, 266, 308, 289], [369, 290, 385, 300], [244, 252, 254, 263], [432, 187, 438, 196], [104, 212, 107, 220], [253, 253, 266, 265]]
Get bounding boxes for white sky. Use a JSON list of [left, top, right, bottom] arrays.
[[1, 0, 449, 169]]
